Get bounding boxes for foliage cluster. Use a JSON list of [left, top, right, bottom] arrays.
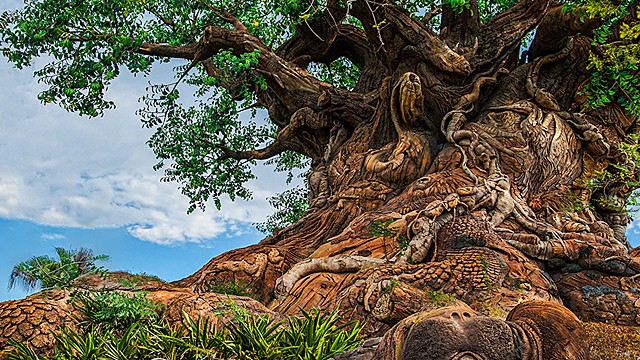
[[576, 1, 640, 118], [8, 247, 108, 292], [4, 292, 362, 360], [256, 186, 309, 235], [588, 133, 640, 213], [71, 291, 164, 333], [367, 218, 396, 238]]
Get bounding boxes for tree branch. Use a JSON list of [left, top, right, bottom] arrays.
[[440, 0, 480, 48], [276, 0, 347, 63], [475, 0, 553, 67], [278, 24, 372, 71], [201, 25, 374, 127], [135, 42, 198, 60], [529, 5, 603, 58], [217, 141, 287, 161], [350, 1, 473, 75]]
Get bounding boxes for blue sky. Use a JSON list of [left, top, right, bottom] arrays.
[[1, 2, 639, 302], [0, 218, 261, 301]]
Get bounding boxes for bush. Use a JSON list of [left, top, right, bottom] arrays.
[[71, 291, 163, 333], [209, 280, 257, 300]]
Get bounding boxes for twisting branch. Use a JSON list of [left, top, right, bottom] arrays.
[[422, 7, 441, 24], [350, 1, 473, 75]]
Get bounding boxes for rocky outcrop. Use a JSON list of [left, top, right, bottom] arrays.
[[556, 270, 640, 326]]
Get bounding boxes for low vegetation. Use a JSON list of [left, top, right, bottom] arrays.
[[424, 289, 458, 308], [4, 291, 362, 360], [209, 280, 258, 300], [584, 321, 640, 360]]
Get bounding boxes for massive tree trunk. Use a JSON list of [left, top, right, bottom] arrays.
[[172, 1, 640, 336]]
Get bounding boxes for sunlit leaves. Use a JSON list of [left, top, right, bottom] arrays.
[[572, 0, 640, 118], [9, 247, 109, 291], [1, 0, 158, 116], [140, 84, 265, 213]]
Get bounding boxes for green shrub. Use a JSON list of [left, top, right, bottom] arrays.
[[71, 291, 163, 333], [209, 280, 257, 300], [279, 308, 362, 360]]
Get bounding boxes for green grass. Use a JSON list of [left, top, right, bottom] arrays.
[[209, 280, 258, 300], [424, 289, 457, 307]]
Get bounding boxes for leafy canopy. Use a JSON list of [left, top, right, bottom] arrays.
[[1, 0, 639, 216]]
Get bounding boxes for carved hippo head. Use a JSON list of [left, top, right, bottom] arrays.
[[372, 300, 588, 360]]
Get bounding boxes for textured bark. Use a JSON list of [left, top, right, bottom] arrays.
[[172, 5, 640, 337]]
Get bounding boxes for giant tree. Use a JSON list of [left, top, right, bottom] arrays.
[[2, 0, 640, 337]]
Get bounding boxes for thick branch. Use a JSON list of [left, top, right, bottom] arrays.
[[350, 1, 473, 75], [529, 5, 603, 58], [217, 141, 287, 161], [475, 0, 552, 67], [276, 0, 348, 63], [279, 24, 372, 71], [201, 25, 375, 127], [135, 42, 198, 60], [440, 0, 481, 48]]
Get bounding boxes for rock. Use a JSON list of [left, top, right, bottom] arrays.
[[555, 270, 640, 326], [0, 293, 75, 356], [372, 300, 588, 359]]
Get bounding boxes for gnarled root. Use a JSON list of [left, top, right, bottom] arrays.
[[274, 255, 386, 299]]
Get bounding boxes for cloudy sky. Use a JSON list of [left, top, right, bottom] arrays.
[[1, 2, 639, 302], [0, 35, 296, 301]]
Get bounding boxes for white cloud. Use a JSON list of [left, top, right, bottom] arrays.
[[0, 57, 298, 245], [41, 233, 66, 240]]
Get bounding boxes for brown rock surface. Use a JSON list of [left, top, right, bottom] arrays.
[[555, 270, 640, 326], [0, 292, 75, 356]]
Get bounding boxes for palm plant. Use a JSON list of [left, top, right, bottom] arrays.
[[8, 247, 109, 291]]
